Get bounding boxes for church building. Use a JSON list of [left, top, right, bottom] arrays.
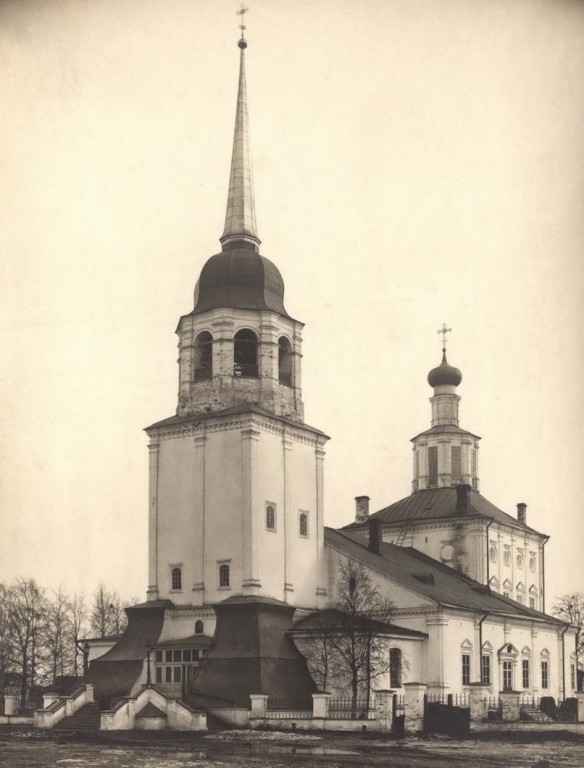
[[54, 21, 576, 726]]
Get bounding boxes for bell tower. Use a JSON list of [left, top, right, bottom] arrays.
[[411, 325, 480, 491], [144, 20, 327, 613]]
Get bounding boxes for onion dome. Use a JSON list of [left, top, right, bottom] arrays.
[[427, 351, 462, 388], [192, 241, 290, 317]]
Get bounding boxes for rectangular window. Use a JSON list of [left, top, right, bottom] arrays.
[[165, 667, 172, 683], [155, 667, 162, 684], [299, 511, 309, 537], [183, 649, 192, 663], [173, 666, 182, 683], [503, 660, 513, 690], [451, 446, 462, 482], [155, 651, 163, 663], [481, 654, 491, 685], [165, 650, 173, 663], [529, 596, 535, 609], [517, 595, 523, 605], [462, 653, 471, 686], [428, 446, 438, 486], [571, 664, 576, 691], [522, 659, 530, 689], [389, 648, 402, 688], [173, 650, 181, 663], [541, 660, 549, 689]]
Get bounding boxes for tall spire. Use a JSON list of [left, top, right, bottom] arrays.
[[220, 7, 260, 249]]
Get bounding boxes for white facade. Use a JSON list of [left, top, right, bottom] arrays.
[[145, 408, 327, 610], [326, 541, 577, 700]]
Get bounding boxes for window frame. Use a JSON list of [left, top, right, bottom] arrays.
[[389, 647, 402, 688], [265, 503, 277, 532], [299, 510, 309, 538], [462, 653, 471, 686], [218, 561, 231, 589], [170, 565, 183, 592]]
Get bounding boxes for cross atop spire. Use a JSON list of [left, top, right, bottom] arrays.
[[220, 5, 260, 249], [237, 3, 248, 47]]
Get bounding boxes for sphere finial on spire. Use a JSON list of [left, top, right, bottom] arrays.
[[237, 3, 248, 49]]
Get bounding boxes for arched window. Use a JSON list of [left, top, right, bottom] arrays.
[[195, 620, 204, 635], [234, 329, 258, 378], [219, 563, 230, 588], [299, 512, 308, 537], [266, 504, 276, 531], [278, 337, 293, 386], [194, 331, 213, 381], [171, 567, 182, 591]]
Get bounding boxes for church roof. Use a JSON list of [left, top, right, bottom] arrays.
[[345, 487, 544, 535], [325, 528, 561, 623], [155, 634, 213, 649], [411, 424, 480, 440], [290, 608, 427, 639], [145, 403, 329, 438], [190, 243, 291, 318]]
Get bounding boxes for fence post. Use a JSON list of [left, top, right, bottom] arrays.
[[375, 689, 394, 732], [250, 694, 268, 719], [500, 691, 521, 721], [468, 683, 491, 722], [576, 691, 584, 723], [312, 691, 331, 720], [403, 682, 427, 733], [4, 694, 17, 716]]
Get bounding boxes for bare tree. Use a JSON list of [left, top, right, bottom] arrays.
[[332, 559, 395, 711], [69, 593, 89, 676], [44, 586, 74, 683], [552, 592, 584, 674], [90, 584, 128, 638], [4, 578, 48, 710]]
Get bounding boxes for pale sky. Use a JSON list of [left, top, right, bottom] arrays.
[[1, 0, 583, 610]]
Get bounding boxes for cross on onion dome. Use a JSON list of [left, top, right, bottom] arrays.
[[437, 323, 452, 352]]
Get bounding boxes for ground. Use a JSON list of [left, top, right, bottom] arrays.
[[0, 727, 582, 767]]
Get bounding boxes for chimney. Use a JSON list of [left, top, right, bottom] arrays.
[[368, 518, 383, 555], [517, 502, 527, 525], [355, 495, 370, 524], [455, 484, 471, 515]]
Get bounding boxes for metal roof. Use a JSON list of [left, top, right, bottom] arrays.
[[325, 528, 561, 623], [347, 487, 544, 535]]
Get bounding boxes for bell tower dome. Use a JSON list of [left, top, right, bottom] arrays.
[[175, 34, 304, 421]]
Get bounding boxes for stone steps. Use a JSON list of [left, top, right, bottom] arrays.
[[54, 702, 101, 732]]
